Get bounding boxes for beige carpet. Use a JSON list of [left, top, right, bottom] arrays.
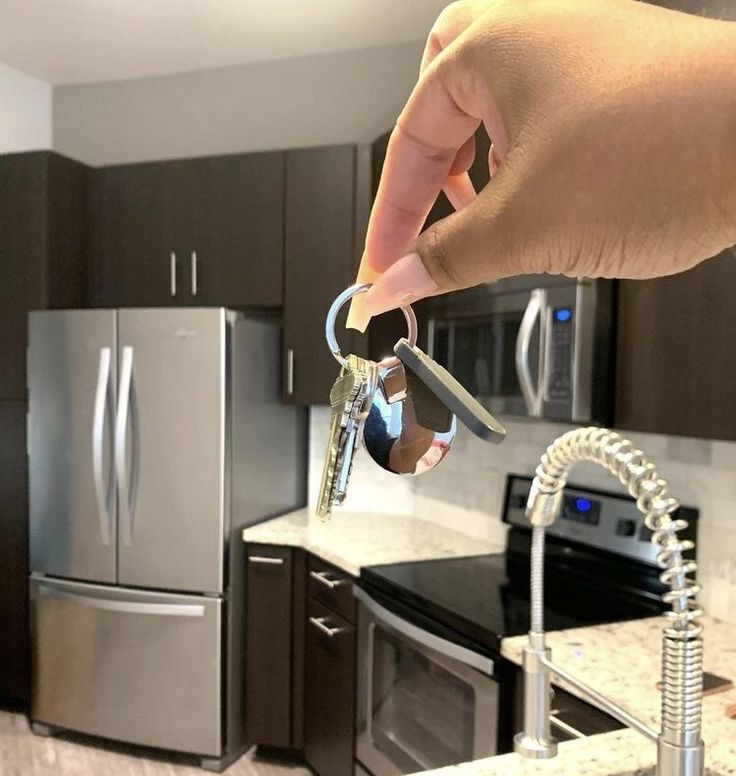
[[0, 711, 311, 776]]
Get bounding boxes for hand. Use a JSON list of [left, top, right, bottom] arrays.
[[348, 0, 736, 331]]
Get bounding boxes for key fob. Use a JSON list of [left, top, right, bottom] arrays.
[[394, 338, 506, 444]]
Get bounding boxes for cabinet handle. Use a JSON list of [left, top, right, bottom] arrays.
[[286, 348, 294, 396], [191, 250, 198, 296], [310, 570, 348, 590], [170, 252, 177, 297], [249, 556, 284, 566], [550, 714, 586, 740], [309, 616, 346, 638]]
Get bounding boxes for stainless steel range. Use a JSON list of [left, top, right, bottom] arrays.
[[353, 475, 698, 775]]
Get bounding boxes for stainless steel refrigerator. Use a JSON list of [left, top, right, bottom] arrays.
[[27, 308, 307, 771]]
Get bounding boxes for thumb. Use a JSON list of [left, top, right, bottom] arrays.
[[361, 179, 522, 319]]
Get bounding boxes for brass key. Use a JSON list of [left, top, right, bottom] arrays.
[[316, 354, 377, 520]]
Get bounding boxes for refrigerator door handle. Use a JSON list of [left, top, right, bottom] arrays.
[[37, 584, 205, 617], [115, 345, 136, 546], [92, 347, 113, 546]]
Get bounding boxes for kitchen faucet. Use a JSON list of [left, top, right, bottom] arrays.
[[514, 427, 704, 776]]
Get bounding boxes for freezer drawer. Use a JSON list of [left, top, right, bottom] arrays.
[[31, 576, 223, 756]]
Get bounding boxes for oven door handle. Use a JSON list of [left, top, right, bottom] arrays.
[[515, 288, 547, 417], [354, 587, 494, 676]]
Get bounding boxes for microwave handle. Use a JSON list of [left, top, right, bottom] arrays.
[[515, 289, 547, 417]]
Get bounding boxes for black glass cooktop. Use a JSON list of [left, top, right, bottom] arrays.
[[358, 547, 665, 654]]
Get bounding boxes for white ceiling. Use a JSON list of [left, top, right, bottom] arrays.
[[0, 0, 449, 85]]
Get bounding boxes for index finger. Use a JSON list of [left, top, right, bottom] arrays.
[[365, 67, 480, 273]]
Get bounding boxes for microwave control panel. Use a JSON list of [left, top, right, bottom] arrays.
[[548, 306, 574, 399]]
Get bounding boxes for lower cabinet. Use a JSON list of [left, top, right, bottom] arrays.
[[244, 544, 295, 748], [304, 599, 357, 776], [244, 544, 357, 774]]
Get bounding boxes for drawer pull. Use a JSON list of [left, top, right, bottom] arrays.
[[249, 556, 285, 566], [550, 714, 586, 740], [310, 570, 348, 589], [309, 616, 346, 638]]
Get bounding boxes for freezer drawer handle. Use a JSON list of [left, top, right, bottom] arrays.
[[39, 586, 205, 617], [310, 569, 348, 589], [92, 347, 113, 546], [115, 346, 138, 545]]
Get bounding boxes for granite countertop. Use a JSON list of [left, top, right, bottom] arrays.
[[416, 615, 736, 776], [242, 508, 504, 575]]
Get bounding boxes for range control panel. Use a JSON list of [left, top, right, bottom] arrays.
[[503, 475, 698, 566]]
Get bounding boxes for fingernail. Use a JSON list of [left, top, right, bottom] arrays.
[[346, 294, 372, 333], [346, 260, 380, 332], [364, 252, 438, 317]]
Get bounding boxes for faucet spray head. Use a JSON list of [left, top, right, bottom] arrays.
[[526, 482, 563, 527]]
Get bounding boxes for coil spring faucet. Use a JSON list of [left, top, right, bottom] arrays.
[[515, 427, 704, 776]]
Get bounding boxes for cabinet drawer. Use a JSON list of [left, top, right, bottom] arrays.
[[308, 555, 356, 624], [304, 599, 356, 776]]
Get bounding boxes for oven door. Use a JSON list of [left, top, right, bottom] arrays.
[[428, 279, 603, 422], [355, 588, 499, 776]]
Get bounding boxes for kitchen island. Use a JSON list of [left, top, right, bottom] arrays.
[[415, 615, 736, 775]]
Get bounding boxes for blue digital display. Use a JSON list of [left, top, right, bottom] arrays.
[[575, 498, 592, 513], [555, 307, 573, 323]]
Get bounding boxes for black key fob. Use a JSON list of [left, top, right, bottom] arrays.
[[394, 338, 506, 444]]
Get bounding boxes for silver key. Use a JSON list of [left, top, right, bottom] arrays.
[[316, 354, 377, 520]]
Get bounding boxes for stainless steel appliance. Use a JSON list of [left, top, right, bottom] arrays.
[[426, 276, 615, 423], [354, 475, 697, 775], [28, 308, 307, 772]]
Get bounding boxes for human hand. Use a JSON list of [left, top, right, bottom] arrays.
[[348, 0, 736, 331]]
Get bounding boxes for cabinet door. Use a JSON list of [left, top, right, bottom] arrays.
[[284, 146, 363, 405], [0, 401, 29, 702], [244, 545, 293, 748], [87, 163, 174, 308], [0, 153, 46, 400], [170, 153, 285, 308], [615, 249, 736, 440], [304, 599, 356, 776]]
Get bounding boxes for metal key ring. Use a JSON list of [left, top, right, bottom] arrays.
[[325, 282, 418, 368]]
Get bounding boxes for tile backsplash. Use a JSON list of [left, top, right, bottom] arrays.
[[309, 407, 736, 624]]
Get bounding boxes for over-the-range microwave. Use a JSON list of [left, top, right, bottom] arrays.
[[425, 276, 615, 424]]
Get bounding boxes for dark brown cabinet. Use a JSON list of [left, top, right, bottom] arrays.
[[0, 152, 87, 401], [0, 401, 29, 703], [303, 598, 357, 776], [244, 544, 295, 748], [615, 249, 736, 441], [244, 544, 357, 774], [87, 152, 285, 309], [283, 144, 370, 405], [0, 151, 87, 704]]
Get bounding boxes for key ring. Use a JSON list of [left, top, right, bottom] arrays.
[[325, 283, 418, 368]]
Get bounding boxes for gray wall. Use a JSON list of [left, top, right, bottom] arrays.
[[0, 63, 51, 153], [53, 42, 423, 166]]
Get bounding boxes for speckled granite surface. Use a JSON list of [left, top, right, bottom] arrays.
[[241, 508, 504, 576], [416, 616, 736, 775]]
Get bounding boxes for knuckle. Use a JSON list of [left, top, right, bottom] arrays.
[[424, 226, 460, 289]]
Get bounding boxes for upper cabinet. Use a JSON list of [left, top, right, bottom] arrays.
[[282, 144, 372, 405], [0, 151, 88, 402], [87, 151, 285, 309], [615, 249, 736, 441]]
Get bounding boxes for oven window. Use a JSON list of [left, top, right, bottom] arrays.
[[370, 624, 477, 772]]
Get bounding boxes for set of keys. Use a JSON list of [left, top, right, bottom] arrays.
[[317, 283, 507, 521]]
